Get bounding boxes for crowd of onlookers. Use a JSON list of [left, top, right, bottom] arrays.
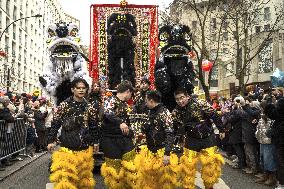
[[212, 87, 284, 188], [0, 92, 54, 171]]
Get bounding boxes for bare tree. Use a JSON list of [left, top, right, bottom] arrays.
[[219, 0, 284, 95]]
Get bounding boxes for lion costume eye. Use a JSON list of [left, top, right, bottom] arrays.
[[159, 32, 169, 41], [70, 28, 78, 37], [184, 33, 191, 41], [48, 28, 56, 38]]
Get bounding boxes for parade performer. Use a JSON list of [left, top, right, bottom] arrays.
[[39, 22, 91, 105], [134, 90, 177, 189], [133, 77, 151, 114], [47, 78, 99, 189], [155, 24, 195, 111], [100, 81, 137, 189], [172, 88, 225, 189], [107, 13, 137, 89]]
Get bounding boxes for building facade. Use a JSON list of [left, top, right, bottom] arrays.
[[0, 0, 80, 94], [170, 0, 284, 97]]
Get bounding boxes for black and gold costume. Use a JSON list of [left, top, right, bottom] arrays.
[[172, 98, 224, 189], [133, 103, 178, 188], [48, 97, 99, 189], [143, 103, 174, 155], [133, 90, 148, 114], [100, 95, 136, 188]]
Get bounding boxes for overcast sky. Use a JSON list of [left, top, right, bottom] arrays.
[[59, 0, 173, 45]]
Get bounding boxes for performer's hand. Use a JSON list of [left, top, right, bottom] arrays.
[[252, 119, 258, 124], [219, 133, 225, 140], [163, 155, 170, 166], [93, 144, 100, 154], [120, 123, 129, 135], [47, 143, 56, 152]]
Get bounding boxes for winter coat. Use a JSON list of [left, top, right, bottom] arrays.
[[242, 105, 260, 144], [227, 107, 246, 144], [34, 109, 47, 131], [0, 106, 14, 123], [265, 98, 284, 146]]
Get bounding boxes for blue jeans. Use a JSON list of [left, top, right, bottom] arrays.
[[260, 144, 277, 172]]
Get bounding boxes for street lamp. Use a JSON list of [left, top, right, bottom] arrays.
[[0, 14, 42, 92], [0, 14, 42, 43]]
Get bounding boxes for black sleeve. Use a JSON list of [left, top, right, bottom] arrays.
[[159, 109, 175, 156], [47, 103, 65, 144], [103, 97, 123, 125], [88, 104, 100, 144], [264, 103, 278, 120]]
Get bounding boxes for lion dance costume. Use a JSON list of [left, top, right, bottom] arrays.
[[39, 22, 92, 105], [47, 97, 99, 189], [155, 24, 225, 189]]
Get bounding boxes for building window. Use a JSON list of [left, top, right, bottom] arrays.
[[0, 11, 2, 27], [223, 32, 228, 41], [13, 25, 16, 40], [223, 20, 228, 30], [255, 26, 261, 33], [223, 48, 228, 54], [211, 18, 216, 29], [210, 66, 218, 87], [6, 0, 10, 15], [264, 24, 270, 32], [225, 62, 234, 77], [192, 21, 197, 28], [5, 17, 10, 33], [264, 7, 271, 21], [13, 6, 17, 20], [258, 38, 273, 73]]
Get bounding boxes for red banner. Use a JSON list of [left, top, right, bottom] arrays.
[[89, 4, 158, 86]]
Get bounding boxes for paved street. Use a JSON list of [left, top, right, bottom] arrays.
[[0, 153, 274, 189]]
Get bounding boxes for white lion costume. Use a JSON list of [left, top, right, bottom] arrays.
[[39, 22, 91, 105]]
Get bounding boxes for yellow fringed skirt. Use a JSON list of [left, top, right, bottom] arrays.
[[133, 146, 180, 189], [101, 149, 137, 189], [49, 146, 95, 189]]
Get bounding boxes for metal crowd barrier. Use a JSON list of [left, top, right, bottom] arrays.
[[0, 118, 28, 161]]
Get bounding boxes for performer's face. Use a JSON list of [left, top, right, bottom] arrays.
[[72, 82, 87, 99], [92, 83, 100, 93], [124, 90, 133, 101], [175, 93, 190, 107], [140, 82, 149, 92]]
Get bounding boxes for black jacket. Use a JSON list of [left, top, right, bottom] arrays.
[[242, 105, 260, 144], [102, 96, 133, 138], [172, 98, 223, 140], [133, 91, 148, 114], [265, 98, 284, 146], [34, 109, 48, 131], [0, 107, 14, 123], [227, 107, 246, 144], [142, 104, 174, 155], [48, 97, 99, 151]]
